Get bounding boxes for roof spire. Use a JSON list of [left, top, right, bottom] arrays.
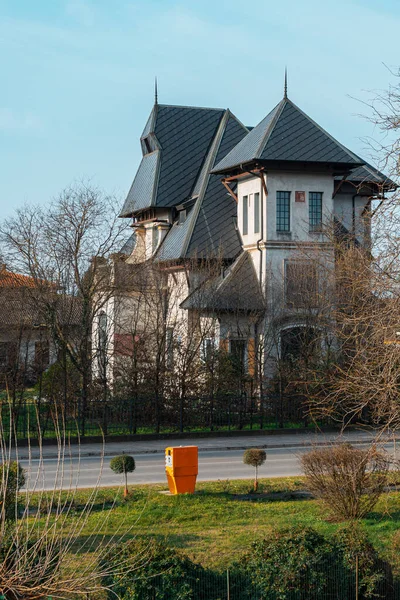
[[284, 67, 288, 99], [154, 76, 158, 105]]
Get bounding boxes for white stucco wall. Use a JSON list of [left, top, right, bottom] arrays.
[[265, 171, 334, 241], [236, 176, 263, 246], [334, 192, 370, 244], [237, 171, 335, 297], [237, 171, 335, 244]]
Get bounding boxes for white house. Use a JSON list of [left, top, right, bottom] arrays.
[[99, 87, 395, 386]]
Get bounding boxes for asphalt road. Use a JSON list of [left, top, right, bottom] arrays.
[[20, 443, 398, 491]]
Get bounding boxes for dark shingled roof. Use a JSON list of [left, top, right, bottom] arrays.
[[184, 113, 248, 260], [120, 104, 225, 217], [0, 290, 47, 327], [120, 233, 137, 255], [120, 151, 160, 216], [181, 252, 264, 312], [155, 210, 195, 261], [334, 162, 397, 190], [212, 97, 365, 173], [121, 96, 395, 266], [155, 110, 249, 262], [0, 288, 82, 328]]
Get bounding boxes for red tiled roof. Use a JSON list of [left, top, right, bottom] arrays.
[[0, 266, 37, 288]]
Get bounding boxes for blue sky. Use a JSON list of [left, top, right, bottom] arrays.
[[0, 0, 399, 217]]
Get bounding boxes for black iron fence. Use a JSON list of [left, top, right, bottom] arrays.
[[1, 393, 323, 440]]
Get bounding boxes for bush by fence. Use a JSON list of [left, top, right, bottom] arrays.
[[102, 528, 399, 600]]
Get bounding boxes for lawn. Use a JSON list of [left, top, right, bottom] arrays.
[[29, 476, 400, 572]]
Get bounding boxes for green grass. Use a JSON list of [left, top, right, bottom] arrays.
[[26, 477, 400, 571]]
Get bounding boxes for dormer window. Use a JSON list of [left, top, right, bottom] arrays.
[[176, 200, 195, 225], [141, 135, 157, 155]]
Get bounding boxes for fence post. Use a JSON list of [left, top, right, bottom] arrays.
[[355, 554, 359, 600], [102, 400, 108, 437], [129, 396, 134, 435], [22, 399, 27, 440], [226, 569, 230, 600], [78, 396, 83, 437], [179, 395, 184, 433]]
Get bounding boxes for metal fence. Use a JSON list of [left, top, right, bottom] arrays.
[[1, 393, 321, 440], [111, 566, 400, 600]]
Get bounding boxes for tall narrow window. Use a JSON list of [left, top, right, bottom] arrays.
[[254, 192, 260, 234], [242, 195, 248, 235], [309, 192, 323, 231], [276, 191, 290, 232], [285, 261, 317, 308], [229, 339, 247, 374], [201, 338, 214, 363]]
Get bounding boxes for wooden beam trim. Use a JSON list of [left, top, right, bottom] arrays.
[[222, 179, 238, 203]]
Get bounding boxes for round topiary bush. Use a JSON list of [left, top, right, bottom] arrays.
[[243, 448, 266, 491], [110, 455, 136, 497], [0, 461, 26, 520]]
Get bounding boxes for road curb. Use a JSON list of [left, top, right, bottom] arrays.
[[15, 435, 397, 461]]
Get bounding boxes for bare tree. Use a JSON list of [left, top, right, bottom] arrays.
[[0, 183, 128, 436], [0, 402, 147, 599], [108, 253, 230, 433]]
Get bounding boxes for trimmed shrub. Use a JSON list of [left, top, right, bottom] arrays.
[[243, 448, 266, 491], [0, 461, 25, 521], [110, 454, 136, 496], [301, 443, 390, 520]]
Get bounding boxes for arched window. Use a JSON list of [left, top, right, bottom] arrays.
[[280, 326, 317, 364], [98, 312, 108, 378]]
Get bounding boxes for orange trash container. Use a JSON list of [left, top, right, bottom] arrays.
[[165, 446, 198, 494]]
